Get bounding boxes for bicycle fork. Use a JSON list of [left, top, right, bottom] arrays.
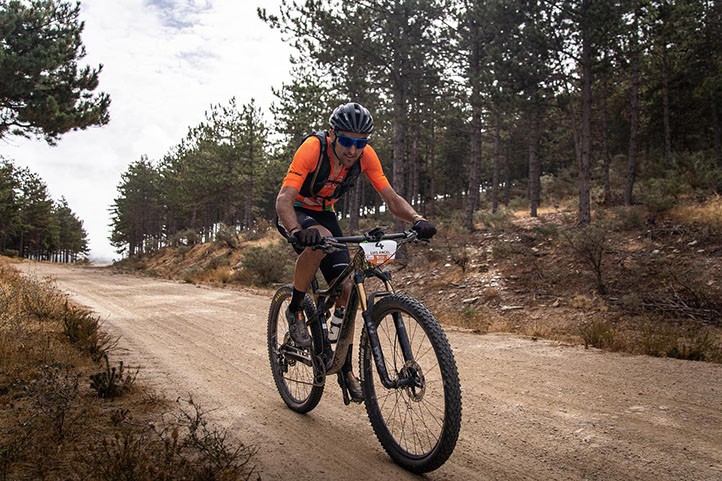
[[355, 274, 417, 390]]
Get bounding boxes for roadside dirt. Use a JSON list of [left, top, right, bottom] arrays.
[[16, 262, 722, 481]]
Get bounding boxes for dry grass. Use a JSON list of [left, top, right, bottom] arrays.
[[0, 261, 259, 480], [668, 194, 722, 227]]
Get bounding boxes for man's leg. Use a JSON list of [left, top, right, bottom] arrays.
[[286, 225, 331, 348], [288, 224, 331, 311]]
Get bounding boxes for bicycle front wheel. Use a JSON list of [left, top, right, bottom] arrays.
[[359, 294, 461, 473], [267, 285, 324, 413]]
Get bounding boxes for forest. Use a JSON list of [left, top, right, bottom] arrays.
[[0, 158, 89, 261], [109, 0, 722, 257]]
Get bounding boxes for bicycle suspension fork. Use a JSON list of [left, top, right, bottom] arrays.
[[357, 272, 416, 390]]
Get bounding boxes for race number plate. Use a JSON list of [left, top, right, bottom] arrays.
[[360, 240, 397, 265]]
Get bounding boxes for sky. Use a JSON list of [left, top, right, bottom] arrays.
[[0, 0, 293, 262]]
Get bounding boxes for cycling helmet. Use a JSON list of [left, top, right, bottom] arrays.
[[328, 102, 374, 134]]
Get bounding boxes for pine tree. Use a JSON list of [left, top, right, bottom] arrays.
[[0, 0, 110, 143]]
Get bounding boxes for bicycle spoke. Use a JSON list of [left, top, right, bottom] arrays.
[[268, 286, 324, 413]]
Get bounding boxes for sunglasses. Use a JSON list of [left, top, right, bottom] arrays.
[[335, 132, 369, 150]]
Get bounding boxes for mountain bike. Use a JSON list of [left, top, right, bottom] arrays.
[[267, 227, 462, 473]]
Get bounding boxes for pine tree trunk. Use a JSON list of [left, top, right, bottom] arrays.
[[349, 185, 360, 232], [492, 111, 501, 214], [578, 0, 593, 225], [465, 105, 482, 230], [625, 33, 640, 206], [244, 136, 254, 229], [662, 49, 672, 169], [602, 86, 612, 205], [409, 132, 419, 207], [528, 111, 541, 218], [428, 118, 437, 217], [713, 101, 722, 168], [503, 143, 511, 206]]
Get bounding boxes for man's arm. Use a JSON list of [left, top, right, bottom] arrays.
[[276, 186, 303, 235], [378, 186, 426, 223]]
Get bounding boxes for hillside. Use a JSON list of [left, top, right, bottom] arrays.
[[114, 199, 722, 363]]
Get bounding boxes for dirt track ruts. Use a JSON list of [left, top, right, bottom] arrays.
[[16, 262, 722, 481]]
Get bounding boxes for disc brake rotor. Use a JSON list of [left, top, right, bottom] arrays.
[[400, 360, 425, 402]]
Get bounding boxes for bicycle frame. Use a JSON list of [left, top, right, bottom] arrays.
[[307, 231, 419, 389]]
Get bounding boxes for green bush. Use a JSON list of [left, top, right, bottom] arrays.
[[612, 205, 647, 230], [214, 223, 240, 249], [168, 229, 201, 247], [477, 208, 512, 230], [639, 176, 687, 214], [234, 241, 294, 286], [675, 152, 722, 192]]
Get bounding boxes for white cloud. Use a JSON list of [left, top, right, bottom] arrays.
[[0, 0, 293, 262]]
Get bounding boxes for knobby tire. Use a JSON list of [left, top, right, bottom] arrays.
[[359, 294, 462, 473], [267, 285, 324, 413]]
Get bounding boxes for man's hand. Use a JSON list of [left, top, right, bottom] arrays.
[[294, 228, 323, 246], [412, 219, 437, 240]]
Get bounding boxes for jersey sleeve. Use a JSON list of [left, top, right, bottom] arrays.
[[281, 136, 321, 191], [361, 145, 391, 192]]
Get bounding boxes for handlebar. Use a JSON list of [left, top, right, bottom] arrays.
[[288, 228, 419, 248]]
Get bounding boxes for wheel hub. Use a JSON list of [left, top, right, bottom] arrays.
[[400, 360, 425, 402]]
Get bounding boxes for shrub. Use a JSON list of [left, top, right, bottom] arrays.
[[579, 319, 616, 349], [168, 229, 201, 247], [90, 354, 138, 399], [675, 151, 722, 192], [477, 208, 513, 230], [532, 222, 560, 238], [26, 364, 81, 439], [234, 241, 294, 286], [562, 222, 609, 295], [62, 301, 116, 361], [79, 398, 258, 481], [612, 205, 647, 230], [215, 223, 240, 249], [639, 176, 687, 214]]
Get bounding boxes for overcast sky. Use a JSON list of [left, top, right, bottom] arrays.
[[0, 0, 293, 262]]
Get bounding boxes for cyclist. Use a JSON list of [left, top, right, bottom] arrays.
[[275, 102, 437, 402]]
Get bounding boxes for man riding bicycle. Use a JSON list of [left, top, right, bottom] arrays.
[[275, 102, 437, 402]]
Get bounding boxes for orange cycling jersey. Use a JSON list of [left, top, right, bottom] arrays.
[[282, 135, 390, 211]]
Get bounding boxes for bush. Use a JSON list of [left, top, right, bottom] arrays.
[[562, 222, 609, 295], [675, 151, 722, 192], [639, 176, 687, 214], [612, 205, 647, 230], [233, 241, 294, 286], [168, 229, 201, 247], [477, 208, 513, 230], [62, 301, 116, 361], [215, 223, 240, 249], [79, 398, 258, 481], [26, 364, 81, 439], [89, 354, 138, 399], [579, 319, 616, 350]]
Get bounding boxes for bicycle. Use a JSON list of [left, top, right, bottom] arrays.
[[267, 227, 462, 473]]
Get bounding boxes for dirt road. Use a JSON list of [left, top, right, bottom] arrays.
[[16, 262, 722, 481]]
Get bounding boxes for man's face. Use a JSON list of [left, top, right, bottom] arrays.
[[331, 130, 368, 167]]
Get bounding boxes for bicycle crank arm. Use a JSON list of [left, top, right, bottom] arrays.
[[282, 346, 313, 367]]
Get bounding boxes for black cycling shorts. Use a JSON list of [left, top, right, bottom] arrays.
[[276, 207, 350, 284]]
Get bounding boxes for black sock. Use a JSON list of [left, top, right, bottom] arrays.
[[289, 288, 306, 312]]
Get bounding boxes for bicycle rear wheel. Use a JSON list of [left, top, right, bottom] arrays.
[[360, 294, 461, 473], [267, 285, 324, 413]]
